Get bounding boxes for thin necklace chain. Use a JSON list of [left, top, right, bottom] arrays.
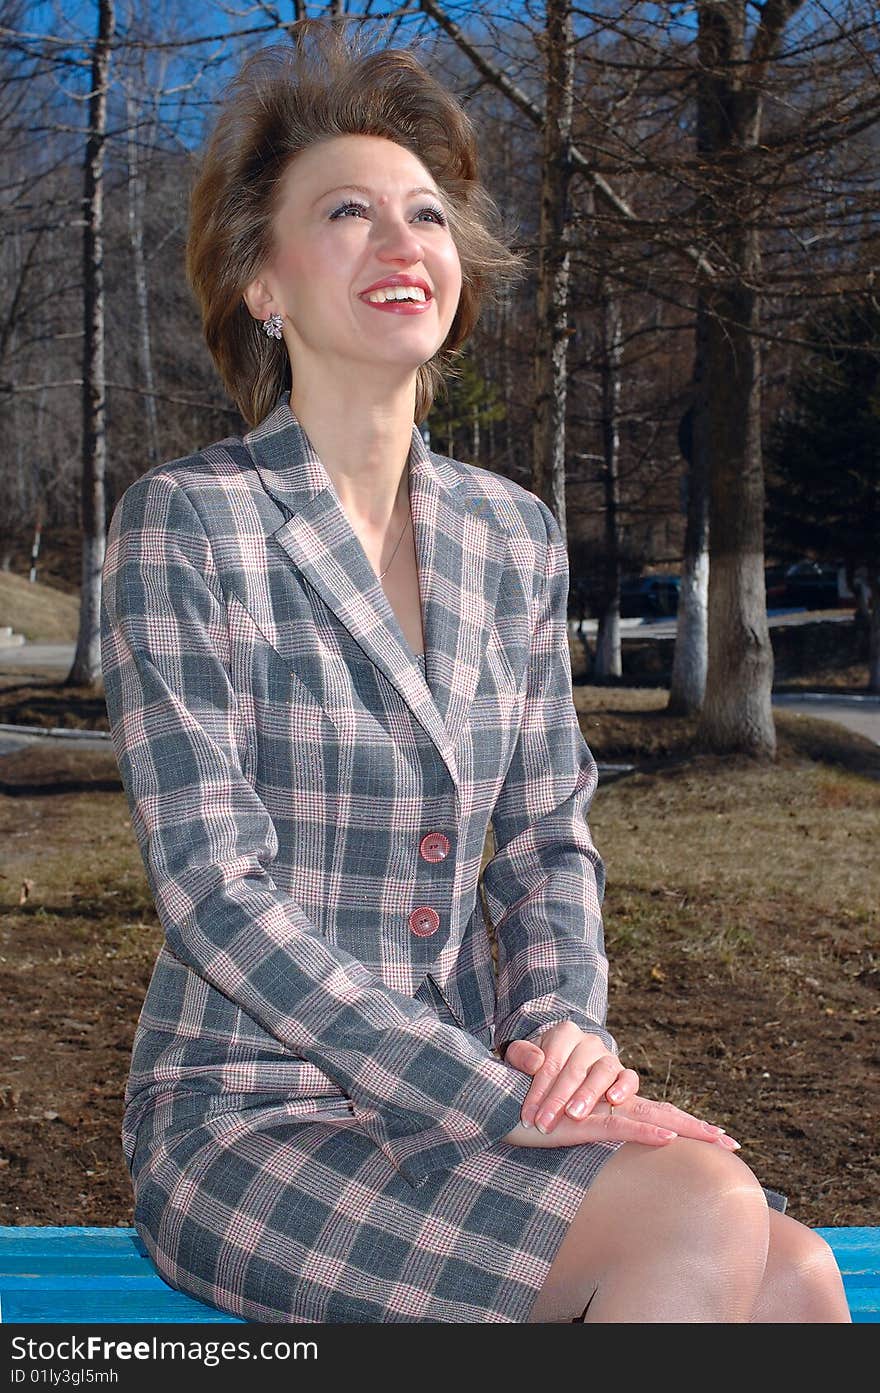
[[378, 513, 411, 581]]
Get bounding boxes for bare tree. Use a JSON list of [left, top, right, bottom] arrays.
[[591, 269, 625, 679], [668, 307, 710, 715], [67, 0, 115, 686], [421, 0, 879, 753], [531, 0, 575, 531], [691, 0, 798, 757], [124, 81, 161, 469], [3, 2, 877, 738]]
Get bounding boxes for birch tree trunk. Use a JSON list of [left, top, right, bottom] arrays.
[[68, 0, 115, 687], [668, 300, 710, 714], [693, 0, 796, 757], [531, 0, 574, 538], [593, 276, 623, 679], [126, 87, 160, 469]]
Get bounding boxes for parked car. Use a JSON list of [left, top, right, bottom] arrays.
[[783, 561, 841, 610], [619, 574, 680, 619]]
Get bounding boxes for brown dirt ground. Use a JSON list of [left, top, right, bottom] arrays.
[[0, 669, 877, 1231]]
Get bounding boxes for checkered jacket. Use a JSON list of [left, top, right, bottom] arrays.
[[100, 395, 615, 1190]]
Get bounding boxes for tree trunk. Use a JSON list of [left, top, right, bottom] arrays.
[[593, 277, 623, 679], [694, 1, 776, 757], [699, 264, 774, 753], [68, 0, 115, 688], [126, 88, 160, 469], [531, 0, 574, 539], [668, 300, 710, 714]]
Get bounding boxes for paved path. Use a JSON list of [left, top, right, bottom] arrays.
[[771, 692, 880, 746], [572, 606, 856, 642], [0, 642, 79, 671], [0, 725, 111, 758]]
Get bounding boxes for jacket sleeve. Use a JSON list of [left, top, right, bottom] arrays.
[[100, 470, 534, 1189], [483, 497, 618, 1063]]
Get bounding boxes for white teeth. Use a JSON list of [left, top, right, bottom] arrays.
[[364, 285, 428, 304]]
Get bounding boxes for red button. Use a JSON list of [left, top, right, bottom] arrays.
[[408, 906, 441, 937], [419, 832, 450, 863]]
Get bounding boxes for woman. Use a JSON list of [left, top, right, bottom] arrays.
[[100, 20, 850, 1323]]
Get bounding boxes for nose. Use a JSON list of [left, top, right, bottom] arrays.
[[372, 205, 426, 264]]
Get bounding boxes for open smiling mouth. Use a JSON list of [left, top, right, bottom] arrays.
[[360, 298, 433, 315], [359, 287, 434, 314]]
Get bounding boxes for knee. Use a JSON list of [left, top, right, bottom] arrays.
[[655, 1140, 771, 1316], [650, 1136, 769, 1213], [641, 1137, 771, 1268], [780, 1227, 850, 1320], [575, 1138, 771, 1320], [795, 1230, 844, 1286]]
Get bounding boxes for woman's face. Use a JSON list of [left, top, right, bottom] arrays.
[[253, 133, 463, 384]]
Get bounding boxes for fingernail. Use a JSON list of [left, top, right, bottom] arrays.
[[658, 1129, 678, 1140], [702, 1121, 724, 1135], [609, 1088, 625, 1102], [566, 1099, 586, 1118], [535, 1112, 554, 1133], [719, 1135, 742, 1150], [520, 1116, 533, 1128]]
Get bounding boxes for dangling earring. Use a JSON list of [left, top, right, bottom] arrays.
[[262, 312, 284, 340]]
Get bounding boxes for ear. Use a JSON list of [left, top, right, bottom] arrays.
[[242, 274, 276, 323]]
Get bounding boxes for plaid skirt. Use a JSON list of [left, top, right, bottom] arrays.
[[130, 1093, 788, 1325], [129, 1091, 625, 1324], [127, 977, 787, 1325]]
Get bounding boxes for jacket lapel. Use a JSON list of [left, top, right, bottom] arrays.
[[243, 396, 508, 778]]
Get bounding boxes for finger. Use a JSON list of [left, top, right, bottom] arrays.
[[558, 1104, 680, 1148], [551, 1053, 622, 1125], [663, 1109, 742, 1150], [604, 1067, 640, 1107], [522, 1040, 604, 1130], [516, 1043, 574, 1127], [504, 1040, 545, 1075], [634, 1098, 738, 1145], [602, 1115, 680, 1147], [531, 1050, 623, 1132], [502, 1041, 561, 1126], [616, 1097, 742, 1150]]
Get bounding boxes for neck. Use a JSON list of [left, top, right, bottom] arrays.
[[288, 375, 419, 531]]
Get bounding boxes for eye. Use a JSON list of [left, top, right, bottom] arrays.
[[329, 199, 370, 220], [328, 199, 447, 227]]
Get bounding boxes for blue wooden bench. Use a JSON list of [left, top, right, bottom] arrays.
[[0, 1225, 878, 1323]]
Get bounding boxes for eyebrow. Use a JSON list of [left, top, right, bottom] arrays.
[[313, 184, 443, 206]]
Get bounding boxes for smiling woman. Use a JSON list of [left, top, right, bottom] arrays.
[[238, 130, 463, 420], [101, 15, 851, 1327], [185, 26, 526, 433]]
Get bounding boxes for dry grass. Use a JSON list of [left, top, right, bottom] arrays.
[[595, 752, 878, 964], [0, 572, 79, 642]]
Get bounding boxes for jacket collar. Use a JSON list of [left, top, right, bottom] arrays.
[[242, 393, 510, 776]]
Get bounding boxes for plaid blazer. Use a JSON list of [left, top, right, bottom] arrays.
[[100, 395, 615, 1192]]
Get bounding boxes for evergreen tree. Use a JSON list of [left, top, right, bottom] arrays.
[[426, 347, 507, 462], [766, 294, 880, 690], [765, 297, 880, 590]]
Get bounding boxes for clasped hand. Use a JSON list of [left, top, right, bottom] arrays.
[[505, 1022, 741, 1152]]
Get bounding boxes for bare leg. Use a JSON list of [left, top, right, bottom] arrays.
[[528, 1137, 770, 1322], [527, 1139, 851, 1323], [750, 1211, 851, 1322]]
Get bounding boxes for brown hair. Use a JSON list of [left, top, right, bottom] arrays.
[[185, 17, 528, 428]]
